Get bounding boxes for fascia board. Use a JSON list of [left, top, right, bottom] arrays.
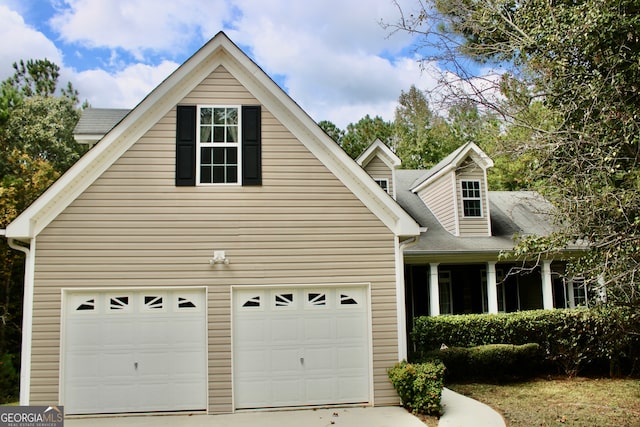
[[6, 33, 419, 239], [74, 134, 104, 145], [411, 164, 456, 194], [411, 143, 494, 194], [356, 141, 401, 169], [222, 56, 419, 237], [6, 39, 230, 239]]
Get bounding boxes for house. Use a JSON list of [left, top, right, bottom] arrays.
[[356, 139, 587, 339], [3, 32, 420, 415], [3, 32, 580, 416]]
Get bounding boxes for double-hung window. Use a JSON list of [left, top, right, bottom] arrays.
[[461, 180, 482, 217], [198, 106, 240, 184]]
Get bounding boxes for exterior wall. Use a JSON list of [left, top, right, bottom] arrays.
[[29, 66, 400, 412], [456, 160, 490, 236], [416, 172, 457, 234], [363, 156, 393, 197]]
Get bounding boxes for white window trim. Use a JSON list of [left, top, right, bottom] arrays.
[[461, 180, 483, 218], [196, 104, 242, 186], [373, 178, 389, 194]]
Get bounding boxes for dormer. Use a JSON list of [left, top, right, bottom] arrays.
[[410, 142, 494, 237], [356, 139, 401, 199]]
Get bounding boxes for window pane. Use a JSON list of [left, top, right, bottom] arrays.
[[227, 166, 238, 182], [200, 166, 212, 183], [464, 200, 482, 217], [214, 108, 226, 125], [213, 166, 225, 183], [227, 147, 238, 164], [213, 126, 225, 142], [200, 126, 212, 143], [227, 108, 238, 124], [227, 126, 238, 143], [213, 147, 225, 164], [201, 147, 213, 164], [200, 108, 212, 125]]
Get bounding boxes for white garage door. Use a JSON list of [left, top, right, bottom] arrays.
[[233, 286, 371, 409], [62, 289, 207, 415]]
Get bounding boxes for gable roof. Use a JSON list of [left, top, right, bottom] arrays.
[[410, 141, 494, 193], [395, 169, 558, 258], [356, 139, 401, 169], [6, 32, 419, 240], [74, 108, 130, 145]]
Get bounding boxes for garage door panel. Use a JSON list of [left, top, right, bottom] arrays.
[[271, 318, 300, 342], [303, 317, 334, 340], [233, 286, 370, 409], [63, 289, 207, 415], [305, 377, 335, 402]]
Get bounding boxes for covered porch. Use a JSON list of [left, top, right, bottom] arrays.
[[404, 260, 589, 341]]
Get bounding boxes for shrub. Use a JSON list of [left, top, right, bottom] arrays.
[[411, 307, 640, 377], [423, 344, 541, 382], [387, 360, 446, 415]]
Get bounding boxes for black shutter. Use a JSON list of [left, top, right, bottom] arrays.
[[242, 105, 262, 186], [175, 105, 196, 186]]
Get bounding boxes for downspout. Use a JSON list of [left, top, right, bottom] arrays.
[[6, 237, 35, 406], [395, 235, 420, 361]]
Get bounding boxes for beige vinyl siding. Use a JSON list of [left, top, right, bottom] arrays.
[[416, 172, 457, 235], [456, 160, 490, 236], [364, 156, 393, 197], [30, 66, 400, 412]]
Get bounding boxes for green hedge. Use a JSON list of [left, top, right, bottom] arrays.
[[411, 307, 640, 377], [423, 344, 541, 382], [387, 360, 446, 416]]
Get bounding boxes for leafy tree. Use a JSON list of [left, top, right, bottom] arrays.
[[341, 115, 395, 159], [386, 0, 640, 304], [394, 85, 442, 169], [318, 120, 345, 145], [0, 60, 85, 394]]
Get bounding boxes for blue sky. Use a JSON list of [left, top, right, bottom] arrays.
[[0, 0, 494, 128]]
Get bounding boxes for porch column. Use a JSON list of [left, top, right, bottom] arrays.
[[429, 263, 440, 316], [541, 259, 554, 309], [486, 261, 499, 314]]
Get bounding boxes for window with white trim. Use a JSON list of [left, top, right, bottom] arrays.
[[461, 180, 482, 217], [374, 178, 389, 193], [197, 106, 240, 184]]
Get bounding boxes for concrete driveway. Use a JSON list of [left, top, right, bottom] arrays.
[[65, 406, 427, 427]]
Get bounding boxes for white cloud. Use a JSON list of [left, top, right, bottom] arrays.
[[0, 5, 62, 79], [2, 0, 484, 129], [69, 60, 179, 108], [49, 0, 232, 59]]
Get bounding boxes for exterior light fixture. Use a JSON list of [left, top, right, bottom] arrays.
[[209, 250, 229, 265]]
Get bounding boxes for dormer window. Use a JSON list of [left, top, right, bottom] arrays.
[[374, 178, 389, 194], [461, 180, 482, 217]]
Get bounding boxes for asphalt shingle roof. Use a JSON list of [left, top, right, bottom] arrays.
[[74, 108, 131, 136]]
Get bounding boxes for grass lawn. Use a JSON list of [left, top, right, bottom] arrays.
[[448, 377, 640, 427]]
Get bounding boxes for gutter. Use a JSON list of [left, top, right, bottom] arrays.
[[5, 236, 35, 405], [395, 235, 421, 361]]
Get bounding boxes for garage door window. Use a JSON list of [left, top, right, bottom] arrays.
[[241, 295, 262, 308], [109, 296, 131, 312], [306, 292, 326, 307], [76, 298, 95, 311], [144, 295, 164, 309], [274, 292, 294, 308]]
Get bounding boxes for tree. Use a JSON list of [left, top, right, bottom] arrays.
[[0, 60, 86, 400], [318, 120, 344, 145], [386, 0, 640, 304], [341, 115, 395, 159], [394, 85, 443, 169]]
